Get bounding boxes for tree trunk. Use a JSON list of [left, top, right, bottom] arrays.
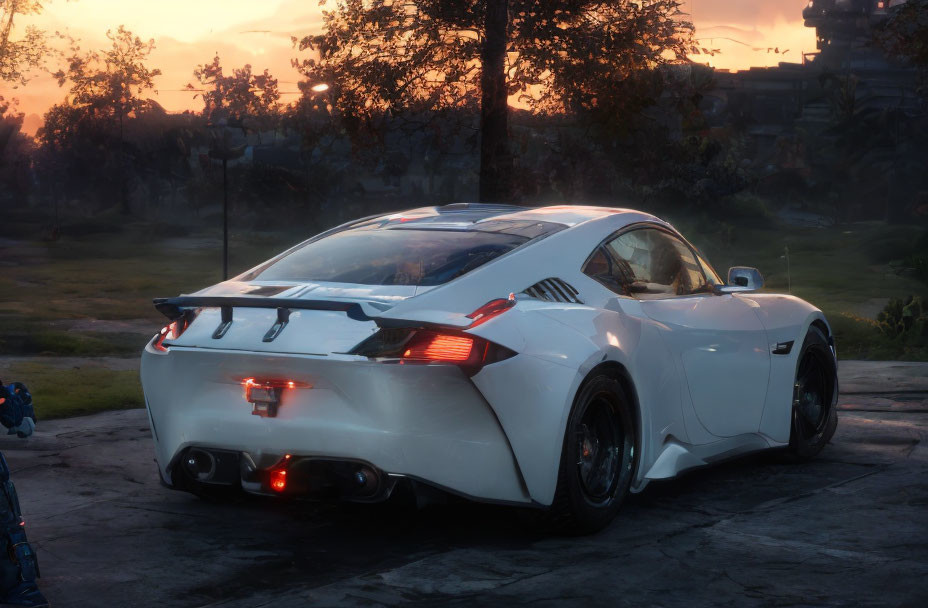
[[118, 104, 130, 214], [222, 157, 229, 279], [479, 0, 512, 204]]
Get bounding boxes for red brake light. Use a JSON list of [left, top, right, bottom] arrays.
[[351, 325, 517, 370], [402, 333, 474, 362], [268, 454, 291, 492], [270, 469, 287, 492]]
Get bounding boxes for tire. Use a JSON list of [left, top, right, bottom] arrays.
[[547, 374, 637, 534], [785, 326, 838, 461]]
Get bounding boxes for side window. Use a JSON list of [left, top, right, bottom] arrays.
[[665, 237, 711, 295], [696, 253, 723, 287], [583, 227, 709, 299], [582, 246, 631, 296]]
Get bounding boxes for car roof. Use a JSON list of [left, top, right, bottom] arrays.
[[376, 203, 662, 229]]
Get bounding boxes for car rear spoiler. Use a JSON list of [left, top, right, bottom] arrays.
[[153, 296, 378, 322]]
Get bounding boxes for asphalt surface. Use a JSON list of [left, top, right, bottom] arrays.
[[2, 361, 926, 607]]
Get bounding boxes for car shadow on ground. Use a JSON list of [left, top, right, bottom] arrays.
[[176, 447, 859, 605]]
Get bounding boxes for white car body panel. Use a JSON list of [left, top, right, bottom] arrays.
[[140, 204, 835, 507], [142, 344, 530, 503], [638, 294, 770, 438]]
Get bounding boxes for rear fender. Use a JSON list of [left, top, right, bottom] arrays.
[[469, 302, 682, 505]]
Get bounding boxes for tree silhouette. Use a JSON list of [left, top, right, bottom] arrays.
[[47, 26, 161, 213], [874, 0, 928, 104], [874, 0, 928, 71], [0, 96, 34, 206], [293, 0, 692, 203], [187, 55, 280, 127], [0, 0, 51, 84], [55, 26, 161, 119]]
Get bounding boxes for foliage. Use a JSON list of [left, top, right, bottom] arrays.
[[187, 55, 281, 126], [52, 25, 161, 119], [0, 95, 34, 204], [0, 94, 20, 151], [37, 26, 165, 212], [877, 295, 928, 342], [803, 70, 928, 222], [873, 0, 928, 70], [294, 0, 693, 200], [297, 0, 691, 117], [0, 0, 50, 84], [874, 0, 928, 103]]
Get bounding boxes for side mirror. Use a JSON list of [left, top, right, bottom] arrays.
[[717, 267, 764, 293]]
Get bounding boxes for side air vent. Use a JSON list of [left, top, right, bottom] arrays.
[[523, 278, 582, 304]]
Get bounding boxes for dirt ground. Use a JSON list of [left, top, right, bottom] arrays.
[[1, 362, 926, 607]]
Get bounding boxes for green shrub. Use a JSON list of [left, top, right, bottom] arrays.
[[877, 296, 928, 340], [719, 192, 772, 220]]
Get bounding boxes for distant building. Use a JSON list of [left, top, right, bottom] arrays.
[[701, 0, 918, 172], [803, 0, 906, 70], [802, 0, 919, 113]]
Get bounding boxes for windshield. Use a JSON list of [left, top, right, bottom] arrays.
[[243, 223, 552, 286]]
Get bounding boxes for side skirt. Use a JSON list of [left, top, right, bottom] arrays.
[[638, 433, 785, 485]]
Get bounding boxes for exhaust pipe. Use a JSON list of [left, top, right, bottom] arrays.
[[184, 449, 216, 482], [179, 448, 241, 485], [352, 466, 380, 497]]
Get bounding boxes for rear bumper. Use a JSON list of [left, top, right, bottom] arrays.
[[140, 342, 531, 504]]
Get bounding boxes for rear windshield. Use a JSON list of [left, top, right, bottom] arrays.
[[244, 223, 553, 286]]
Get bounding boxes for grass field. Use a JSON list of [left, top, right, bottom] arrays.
[[1, 361, 143, 419], [0, 214, 926, 419], [0, 224, 288, 356]]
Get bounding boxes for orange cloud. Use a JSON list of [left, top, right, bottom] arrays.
[[687, 1, 817, 71]]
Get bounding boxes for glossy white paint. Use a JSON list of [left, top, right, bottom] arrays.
[[141, 344, 530, 503], [140, 204, 834, 507], [638, 294, 770, 438]]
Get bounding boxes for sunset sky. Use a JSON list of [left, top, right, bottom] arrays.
[[2, 0, 817, 133]]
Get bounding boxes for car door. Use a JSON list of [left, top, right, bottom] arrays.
[[585, 225, 771, 440]]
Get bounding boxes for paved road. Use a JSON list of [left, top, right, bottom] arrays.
[[2, 362, 926, 607]]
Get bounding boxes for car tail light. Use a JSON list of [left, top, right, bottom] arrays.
[[153, 311, 197, 352], [351, 328, 515, 371], [401, 332, 475, 362]]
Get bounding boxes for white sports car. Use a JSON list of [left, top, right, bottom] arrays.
[[140, 204, 838, 532]]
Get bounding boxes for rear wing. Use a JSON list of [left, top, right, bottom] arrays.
[[153, 296, 378, 322]]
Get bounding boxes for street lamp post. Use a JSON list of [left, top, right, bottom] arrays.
[[207, 117, 246, 280]]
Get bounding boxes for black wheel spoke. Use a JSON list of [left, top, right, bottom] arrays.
[[796, 369, 812, 391], [576, 395, 623, 501]]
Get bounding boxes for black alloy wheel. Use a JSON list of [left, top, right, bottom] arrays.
[[793, 348, 829, 440], [576, 396, 622, 502], [786, 326, 838, 461], [549, 374, 637, 534]]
